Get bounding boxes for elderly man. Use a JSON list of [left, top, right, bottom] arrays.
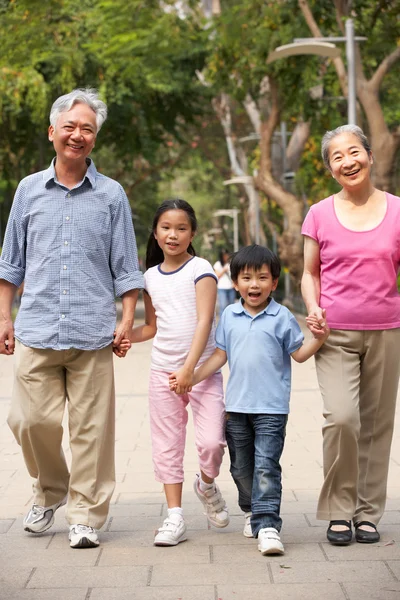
[[0, 89, 143, 548]]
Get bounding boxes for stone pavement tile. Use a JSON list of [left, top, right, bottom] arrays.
[[279, 500, 317, 514], [28, 566, 149, 589], [108, 503, 163, 518], [48, 529, 157, 549], [0, 568, 33, 600], [213, 542, 325, 563], [280, 526, 326, 543], [323, 539, 400, 560], [99, 542, 210, 566], [11, 590, 88, 600], [0, 518, 14, 533], [107, 514, 214, 532], [151, 563, 271, 586], [89, 586, 215, 600], [4, 544, 100, 567], [343, 581, 400, 600], [290, 489, 321, 502], [269, 559, 394, 583], [386, 560, 400, 578], [216, 583, 345, 600]]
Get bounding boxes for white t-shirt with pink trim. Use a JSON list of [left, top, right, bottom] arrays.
[[301, 193, 400, 330], [144, 256, 218, 371]]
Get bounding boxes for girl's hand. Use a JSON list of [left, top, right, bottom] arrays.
[[113, 336, 131, 358], [169, 369, 193, 394]]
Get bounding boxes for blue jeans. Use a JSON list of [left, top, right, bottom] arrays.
[[217, 288, 236, 315], [225, 412, 288, 537]]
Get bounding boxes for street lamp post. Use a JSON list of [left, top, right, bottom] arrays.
[[213, 208, 241, 252], [268, 19, 366, 125]]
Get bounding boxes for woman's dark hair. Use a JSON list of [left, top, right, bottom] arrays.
[[145, 198, 197, 269], [230, 244, 281, 282], [219, 249, 230, 266]]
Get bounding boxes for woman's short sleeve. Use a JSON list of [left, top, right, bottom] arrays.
[[301, 207, 318, 241]]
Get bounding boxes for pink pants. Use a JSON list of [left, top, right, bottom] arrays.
[[149, 370, 226, 483]]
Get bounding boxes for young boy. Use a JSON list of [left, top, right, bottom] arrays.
[[169, 244, 329, 555]]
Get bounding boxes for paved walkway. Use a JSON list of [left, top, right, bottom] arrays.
[[1, 311, 399, 600]]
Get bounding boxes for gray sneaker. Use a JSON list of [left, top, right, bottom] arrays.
[[23, 496, 67, 533]]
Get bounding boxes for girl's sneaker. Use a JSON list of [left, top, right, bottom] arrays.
[[154, 514, 187, 546], [193, 473, 230, 528], [258, 527, 284, 555], [243, 512, 253, 538]]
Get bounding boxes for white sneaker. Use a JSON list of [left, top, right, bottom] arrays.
[[23, 496, 67, 533], [258, 527, 284, 555], [154, 514, 187, 546], [243, 512, 253, 538], [69, 524, 99, 548], [193, 474, 230, 528]]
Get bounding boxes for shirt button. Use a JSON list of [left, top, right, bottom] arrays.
[[63, 290, 67, 295], [63, 265, 67, 270], [64, 241, 68, 245], [61, 314, 65, 319], [66, 216, 70, 221], [67, 193, 71, 198]]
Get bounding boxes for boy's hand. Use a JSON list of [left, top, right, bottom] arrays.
[[113, 336, 131, 358]]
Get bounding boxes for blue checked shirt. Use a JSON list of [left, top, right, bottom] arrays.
[[0, 159, 144, 350]]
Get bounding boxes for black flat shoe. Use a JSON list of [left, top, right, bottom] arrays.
[[327, 520, 352, 545], [354, 521, 380, 544]]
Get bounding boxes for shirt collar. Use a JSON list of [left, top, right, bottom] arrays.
[[232, 297, 281, 317], [43, 157, 97, 188]]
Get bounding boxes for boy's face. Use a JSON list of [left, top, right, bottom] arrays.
[[234, 264, 278, 315]]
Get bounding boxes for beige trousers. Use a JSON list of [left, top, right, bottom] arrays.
[[8, 341, 115, 529], [315, 328, 400, 524]]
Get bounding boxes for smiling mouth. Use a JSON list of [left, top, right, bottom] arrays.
[[248, 292, 261, 298], [344, 169, 360, 176], [68, 144, 84, 150]]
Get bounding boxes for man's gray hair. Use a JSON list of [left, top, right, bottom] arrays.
[[49, 88, 108, 132], [321, 124, 371, 170]]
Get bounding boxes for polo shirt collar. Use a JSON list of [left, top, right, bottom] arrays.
[[232, 297, 280, 317], [43, 157, 97, 188]]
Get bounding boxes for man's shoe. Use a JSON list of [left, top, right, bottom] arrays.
[[193, 474, 230, 528], [23, 496, 67, 534], [258, 527, 284, 555], [327, 520, 352, 545], [355, 521, 380, 544], [243, 512, 253, 538], [154, 514, 187, 546], [69, 524, 99, 548]]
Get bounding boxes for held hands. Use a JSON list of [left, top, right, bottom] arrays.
[[112, 334, 131, 358], [113, 319, 133, 358], [168, 367, 194, 395], [305, 308, 330, 340]]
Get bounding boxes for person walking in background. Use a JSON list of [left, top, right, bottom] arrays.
[[170, 244, 329, 555], [301, 124, 400, 546], [0, 88, 144, 548], [128, 198, 229, 546], [213, 249, 236, 315]]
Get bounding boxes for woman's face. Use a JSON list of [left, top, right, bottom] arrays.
[[328, 132, 373, 190]]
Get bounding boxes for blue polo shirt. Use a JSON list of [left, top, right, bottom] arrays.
[[216, 299, 304, 414]]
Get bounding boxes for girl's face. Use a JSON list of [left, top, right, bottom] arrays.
[[154, 209, 194, 261], [328, 132, 373, 190]]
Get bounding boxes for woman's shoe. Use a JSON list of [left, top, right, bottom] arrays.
[[354, 521, 380, 544], [327, 520, 352, 545]]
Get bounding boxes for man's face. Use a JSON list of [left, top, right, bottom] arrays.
[[48, 102, 97, 164]]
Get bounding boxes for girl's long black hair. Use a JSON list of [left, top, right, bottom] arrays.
[[145, 198, 197, 269]]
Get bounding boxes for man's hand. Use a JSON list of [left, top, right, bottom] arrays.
[[0, 320, 15, 355], [113, 319, 133, 349]]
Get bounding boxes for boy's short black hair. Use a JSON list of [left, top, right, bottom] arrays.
[[230, 244, 281, 281]]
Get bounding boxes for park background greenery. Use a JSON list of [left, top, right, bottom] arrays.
[[1, 0, 399, 297]]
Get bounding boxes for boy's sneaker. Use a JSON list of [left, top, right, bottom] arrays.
[[193, 473, 230, 528], [243, 511, 253, 538], [258, 527, 284, 555], [154, 514, 187, 546], [23, 496, 67, 534], [69, 524, 99, 548]]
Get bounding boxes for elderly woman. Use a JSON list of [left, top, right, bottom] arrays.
[[301, 124, 400, 545]]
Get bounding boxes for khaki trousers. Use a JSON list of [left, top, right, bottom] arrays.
[[315, 328, 400, 524], [8, 341, 115, 529]]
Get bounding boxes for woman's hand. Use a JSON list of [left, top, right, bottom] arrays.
[[306, 307, 327, 336]]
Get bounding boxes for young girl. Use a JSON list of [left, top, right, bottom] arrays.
[[129, 198, 229, 546]]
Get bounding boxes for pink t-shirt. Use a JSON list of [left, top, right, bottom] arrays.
[[301, 193, 400, 330]]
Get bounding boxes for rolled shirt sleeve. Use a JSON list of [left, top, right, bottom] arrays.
[[110, 186, 144, 297], [0, 182, 27, 287]]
